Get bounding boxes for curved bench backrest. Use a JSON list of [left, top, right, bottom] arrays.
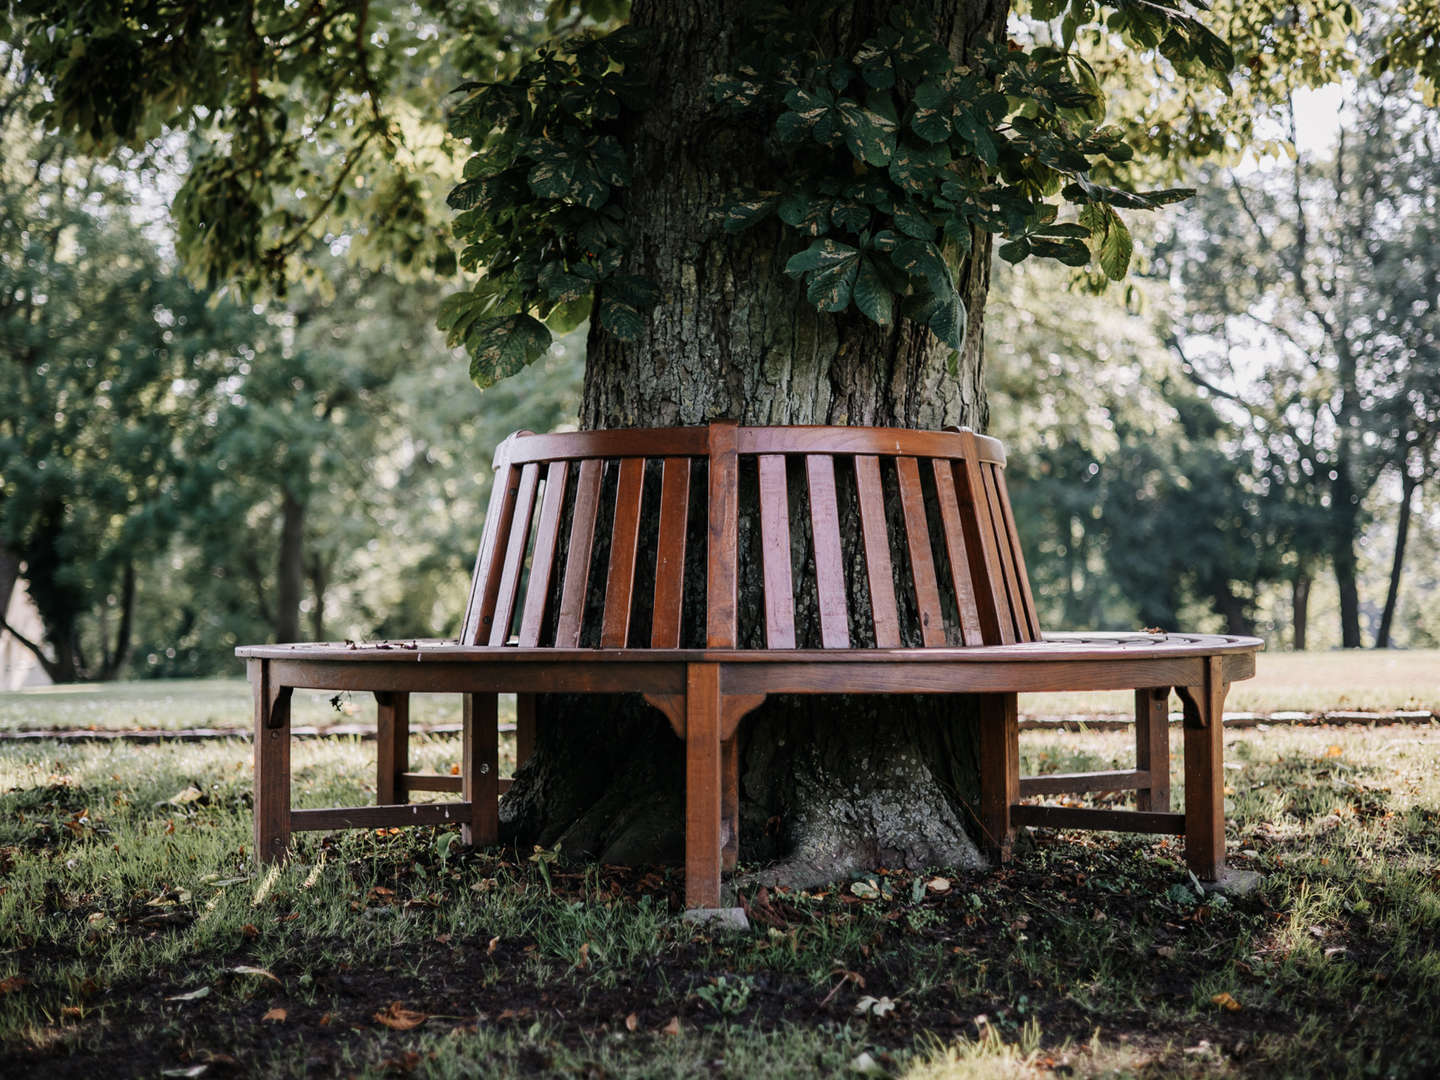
[[460, 423, 1041, 650]]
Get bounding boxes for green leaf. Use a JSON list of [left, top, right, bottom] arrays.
[[835, 99, 898, 165], [953, 109, 998, 167], [852, 256, 893, 325], [466, 314, 551, 389], [543, 293, 593, 334], [723, 194, 781, 233], [778, 193, 832, 236], [891, 238, 951, 294], [904, 288, 967, 349], [784, 238, 860, 277], [1028, 237, 1091, 266], [998, 239, 1031, 263], [1098, 212, 1133, 280], [597, 294, 646, 340]]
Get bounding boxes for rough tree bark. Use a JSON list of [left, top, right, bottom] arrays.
[[501, 0, 1010, 888]]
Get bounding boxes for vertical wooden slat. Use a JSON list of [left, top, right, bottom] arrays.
[[554, 457, 604, 648], [955, 434, 1013, 644], [895, 456, 945, 647], [517, 461, 569, 647], [981, 463, 1025, 645], [991, 464, 1043, 641], [757, 454, 796, 648], [685, 663, 723, 910], [1182, 657, 1228, 880], [651, 457, 691, 648], [707, 422, 740, 648], [461, 437, 521, 644], [462, 692, 499, 847], [1135, 688, 1170, 812], [978, 692, 1019, 865], [600, 457, 646, 647], [854, 455, 901, 648], [375, 691, 409, 805], [487, 462, 540, 646], [931, 459, 984, 646], [806, 454, 850, 648]]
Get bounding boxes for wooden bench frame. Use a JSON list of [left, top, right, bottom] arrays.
[[239, 423, 1260, 910]]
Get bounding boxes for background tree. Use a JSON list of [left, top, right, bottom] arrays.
[[1154, 53, 1440, 648]]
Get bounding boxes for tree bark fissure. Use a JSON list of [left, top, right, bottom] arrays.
[[504, 0, 1010, 887]]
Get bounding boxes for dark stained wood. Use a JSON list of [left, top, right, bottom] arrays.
[[980, 463, 1025, 644], [931, 459, 984, 645], [685, 664, 723, 909], [978, 693, 1019, 863], [517, 461, 569, 647], [738, 425, 1006, 465], [292, 803, 473, 831], [238, 422, 1263, 911], [1019, 769, 1150, 797], [1181, 656, 1228, 879], [252, 659, 292, 864], [757, 454, 796, 649], [1134, 688, 1171, 812], [375, 691, 409, 805], [805, 454, 850, 648], [463, 692, 499, 846], [1010, 805, 1186, 834], [651, 457, 691, 648], [399, 773, 463, 793], [508, 426, 709, 464], [601, 457, 646, 647], [853, 454, 901, 648], [488, 462, 540, 646], [707, 421, 739, 648], [554, 457, 603, 648], [463, 438, 523, 645], [992, 465, 1043, 641], [896, 456, 945, 647], [953, 441, 1012, 644]]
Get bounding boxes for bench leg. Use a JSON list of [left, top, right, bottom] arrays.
[[1134, 688, 1170, 812], [721, 735, 739, 872], [462, 692, 499, 847], [516, 693, 537, 770], [375, 691, 410, 805], [1181, 657, 1228, 880], [978, 692, 1019, 865], [251, 659, 292, 864], [685, 664, 724, 909]]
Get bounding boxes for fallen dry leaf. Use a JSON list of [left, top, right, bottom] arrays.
[[576, 942, 591, 970], [661, 1016, 681, 1036], [61, 1005, 82, 1019], [262, 1007, 287, 1023], [487, 935, 500, 956], [1211, 991, 1242, 1012], [0, 976, 28, 995], [165, 987, 211, 1002], [229, 965, 280, 984], [926, 876, 951, 894], [624, 1012, 638, 1032], [374, 1001, 428, 1031]]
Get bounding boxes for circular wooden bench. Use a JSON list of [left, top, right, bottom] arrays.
[[238, 423, 1262, 910]]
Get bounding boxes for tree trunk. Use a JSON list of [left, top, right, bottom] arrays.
[[98, 560, 136, 680], [1375, 472, 1418, 649], [308, 553, 329, 642], [275, 489, 305, 643], [1330, 454, 1363, 648], [502, 0, 1010, 889], [1292, 571, 1310, 651]]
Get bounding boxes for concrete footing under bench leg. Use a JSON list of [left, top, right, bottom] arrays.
[[682, 907, 750, 932]]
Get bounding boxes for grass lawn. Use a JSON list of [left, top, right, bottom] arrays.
[[2, 700, 1439, 1077], [2, 650, 1435, 735]]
